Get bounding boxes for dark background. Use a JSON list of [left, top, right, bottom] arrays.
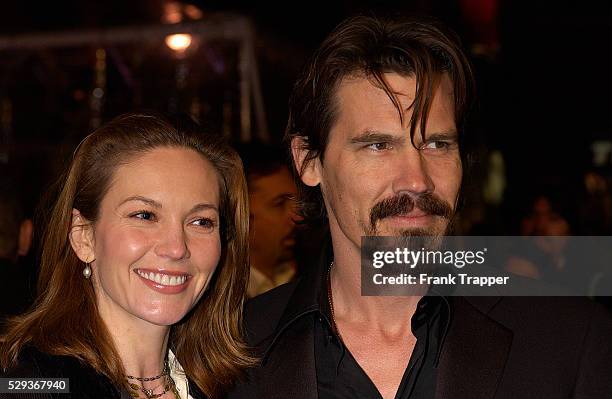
[[1, 0, 611, 234]]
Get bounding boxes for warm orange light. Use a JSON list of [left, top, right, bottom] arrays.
[[162, 1, 182, 24], [165, 34, 192, 51]]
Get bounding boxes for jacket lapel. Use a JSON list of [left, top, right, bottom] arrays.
[[436, 296, 512, 399], [258, 315, 318, 399], [254, 238, 332, 399]]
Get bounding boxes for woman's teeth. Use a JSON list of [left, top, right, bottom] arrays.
[[136, 270, 188, 286]]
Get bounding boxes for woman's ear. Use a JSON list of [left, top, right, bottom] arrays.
[[69, 209, 95, 263], [291, 136, 323, 187]]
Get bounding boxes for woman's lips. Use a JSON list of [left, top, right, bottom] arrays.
[[134, 268, 192, 294]]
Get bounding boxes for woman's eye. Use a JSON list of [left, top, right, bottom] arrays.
[[368, 142, 391, 151], [130, 210, 156, 221], [192, 218, 215, 229]]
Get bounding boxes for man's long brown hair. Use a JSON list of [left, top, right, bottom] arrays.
[[0, 112, 254, 398], [286, 15, 475, 223]]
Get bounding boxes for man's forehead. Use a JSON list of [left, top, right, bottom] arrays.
[[338, 72, 454, 100], [250, 167, 296, 194], [331, 73, 456, 136]]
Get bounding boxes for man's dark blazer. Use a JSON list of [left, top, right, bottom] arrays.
[[229, 256, 612, 399]]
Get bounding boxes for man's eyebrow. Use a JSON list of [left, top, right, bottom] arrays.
[[349, 130, 404, 145], [423, 131, 459, 141], [118, 196, 162, 208], [349, 130, 458, 145], [272, 193, 296, 201]]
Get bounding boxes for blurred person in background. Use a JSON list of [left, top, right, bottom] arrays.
[[0, 172, 33, 320], [505, 186, 612, 312], [0, 113, 254, 398], [505, 191, 574, 280], [236, 142, 300, 297]]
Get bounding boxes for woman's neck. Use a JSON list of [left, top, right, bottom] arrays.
[[96, 298, 171, 379]]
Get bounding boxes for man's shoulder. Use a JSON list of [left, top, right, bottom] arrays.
[[243, 281, 299, 346], [468, 295, 612, 343], [490, 295, 610, 321]]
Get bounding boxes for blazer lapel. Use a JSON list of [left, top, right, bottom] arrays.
[[258, 316, 318, 399], [436, 296, 512, 399]]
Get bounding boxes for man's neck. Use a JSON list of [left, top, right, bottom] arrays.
[[251, 256, 279, 281], [329, 224, 423, 330]]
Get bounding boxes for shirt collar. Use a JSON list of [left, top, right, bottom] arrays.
[[267, 234, 452, 364], [317, 265, 452, 365], [168, 350, 192, 399]]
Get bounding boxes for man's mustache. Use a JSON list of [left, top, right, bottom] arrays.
[[369, 193, 453, 229]]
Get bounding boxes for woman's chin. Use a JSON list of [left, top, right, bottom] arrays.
[[137, 308, 191, 327]]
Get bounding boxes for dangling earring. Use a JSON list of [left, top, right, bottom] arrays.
[[83, 262, 92, 279]]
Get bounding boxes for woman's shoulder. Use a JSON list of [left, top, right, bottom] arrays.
[[2, 346, 69, 378], [1, 346, 124, 398]]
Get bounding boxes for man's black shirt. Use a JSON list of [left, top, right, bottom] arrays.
[[227, 236, 612, 399], [314, 279, 451, 399]]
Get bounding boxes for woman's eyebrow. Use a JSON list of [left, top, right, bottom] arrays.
[[189, 203, 219, 214], [118, 196, 162, 208]]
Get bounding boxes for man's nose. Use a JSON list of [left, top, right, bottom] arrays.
[[154, 222, 190, 260], [391, 149, 434, 195]]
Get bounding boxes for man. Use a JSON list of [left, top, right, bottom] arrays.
[[237, 143, 299, 297], [230, 15, 612, 399]]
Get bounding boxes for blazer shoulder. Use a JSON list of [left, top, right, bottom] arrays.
[[1, 346, 65, 378], [1, 347, 122, 398], [483, 295, 612, 345], [244, 281, 298, 345]]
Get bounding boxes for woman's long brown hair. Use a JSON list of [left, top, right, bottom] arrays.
[[0, 112, 254, 398]]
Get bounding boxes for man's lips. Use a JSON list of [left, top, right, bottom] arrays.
[[394, 210, 429, 218], [282, 232, 297, 247], [385, 212, 433, 226]]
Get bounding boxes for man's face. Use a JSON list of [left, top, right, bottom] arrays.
[[521, 197, 570, 236], [297, 73, 461, 250], [249, 166, 299, 269]]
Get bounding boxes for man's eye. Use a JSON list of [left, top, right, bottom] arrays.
[[367, 142, 392, 151], [422, 141, 450, 150], [130, 210, 156, 221]]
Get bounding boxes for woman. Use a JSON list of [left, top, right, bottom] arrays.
[[0, 113, 253, 398]]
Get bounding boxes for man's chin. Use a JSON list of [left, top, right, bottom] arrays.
[[397, 227, 438, 237], [366, 223, 450, 249], [277, 248, 296, 264]]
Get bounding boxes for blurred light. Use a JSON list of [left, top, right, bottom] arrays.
[[483, 150, 506, 205], [184, 4, 203, 20], [73, 89, 86, 101], [165, 34, 192, 51], [592, 140, 612, 167], [92, 88, 104, 99], [163, 1, 182, 24], [584, 172, 607, 194]]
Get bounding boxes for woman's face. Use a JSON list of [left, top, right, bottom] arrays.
[[89, 146, 222, 326]]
